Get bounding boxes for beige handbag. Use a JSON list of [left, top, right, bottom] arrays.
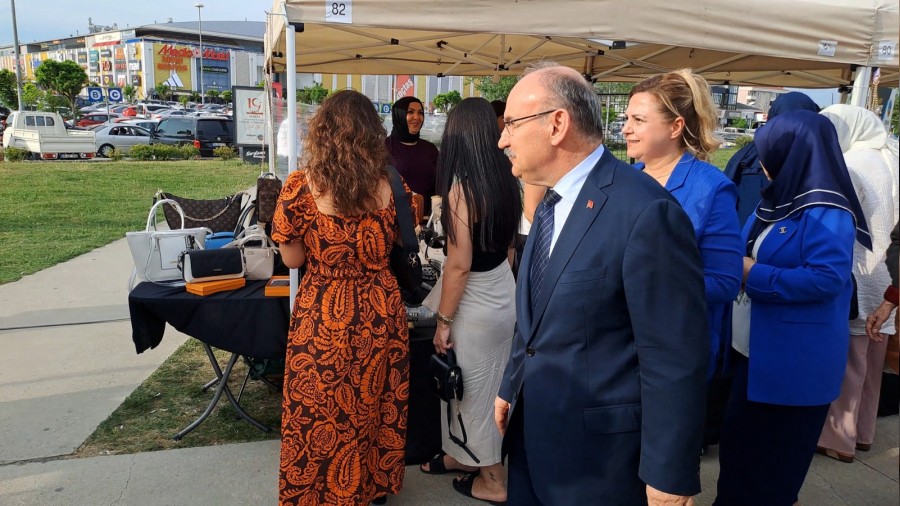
[[224, 225, 278, 280]]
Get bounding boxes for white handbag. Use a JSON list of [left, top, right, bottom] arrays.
[[126, 199, 209, 287], [224, 224, 278, 280]]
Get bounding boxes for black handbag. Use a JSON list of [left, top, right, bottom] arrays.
[[386, 166, 427, 304], [178, 248, 245, 283], [429, 349, 480, 463]]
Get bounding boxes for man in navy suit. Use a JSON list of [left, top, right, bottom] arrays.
[[494, 64, 709, 505]]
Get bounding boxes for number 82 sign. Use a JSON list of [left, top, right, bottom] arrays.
[[325, 0, 352, 24]]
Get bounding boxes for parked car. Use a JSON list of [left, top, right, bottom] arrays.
[[92, 124, 152, 157], [118, 118, 160, 131], [150, 117, 234, 156], [76, 112, 121, 128]]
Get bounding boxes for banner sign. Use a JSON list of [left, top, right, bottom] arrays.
[[233, 86, 270, 147]]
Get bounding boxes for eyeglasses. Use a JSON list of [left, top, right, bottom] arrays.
[[503, 109, 556, 135]]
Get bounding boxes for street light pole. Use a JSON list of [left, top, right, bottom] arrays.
[[195, 3, 204, 105], [10, 0, 25, 110]]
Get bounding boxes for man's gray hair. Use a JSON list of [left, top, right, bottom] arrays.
[[524, 62, 604, 142]]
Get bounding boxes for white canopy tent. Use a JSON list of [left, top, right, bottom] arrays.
[[266, 0, 898, 88]]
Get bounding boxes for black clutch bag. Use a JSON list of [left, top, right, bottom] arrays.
[[429, 349, 464, 403], [179, 248, 245, 283]]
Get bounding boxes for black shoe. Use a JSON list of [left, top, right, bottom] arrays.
[[372, 496, 387, 505]]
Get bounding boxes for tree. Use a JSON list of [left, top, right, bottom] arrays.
[[206, 89, 221, 103], [891, 97, 899, 136], [0, 69, 18, 109], [34, 60, 88, 117], [594, 82, 634, 94], [123, 84, 137, 103], [297, 82, 328, 105], [155, 83, 172, 101], [21, 83, 45, 111], [179, 94, 190, 107], [466, 76, 518, 101], [221, 90, 232, 103], [432, 91, 462, 113]]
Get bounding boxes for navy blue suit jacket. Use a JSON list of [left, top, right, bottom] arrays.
[[499, 148, 709, 503]]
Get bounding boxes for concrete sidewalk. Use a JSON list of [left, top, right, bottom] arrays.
[[0, 239, 897, 505]]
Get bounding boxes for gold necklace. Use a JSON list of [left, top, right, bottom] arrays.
[[649, 169, 674, 181]]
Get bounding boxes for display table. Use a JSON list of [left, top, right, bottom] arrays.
[[128, 280, 290, 439]]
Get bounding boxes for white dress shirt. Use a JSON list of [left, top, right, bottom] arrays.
[[548, 144, 605, 254]]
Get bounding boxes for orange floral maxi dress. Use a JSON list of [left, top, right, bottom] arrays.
[[272, 172, 410, 506]]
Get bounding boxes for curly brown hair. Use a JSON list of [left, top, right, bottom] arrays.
[[302, 90, 390, 216]]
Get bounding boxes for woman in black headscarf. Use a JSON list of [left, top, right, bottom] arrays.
[[386, 96, 439, 216], [723, 92, 821, 225], [714, 110, 870, 506]]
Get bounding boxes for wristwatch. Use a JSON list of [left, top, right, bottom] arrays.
[[435, 311, 454, 326]]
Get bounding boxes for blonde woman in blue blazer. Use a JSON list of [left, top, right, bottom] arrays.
[[714, 110, 871, 506], [625, 70, 744, 451]]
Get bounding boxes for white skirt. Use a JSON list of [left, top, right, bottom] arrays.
[[423, 261, 516, 466]]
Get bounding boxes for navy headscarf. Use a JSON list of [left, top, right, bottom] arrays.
[[390, 96, 423, 143], [724, 92, 821, 181], [747, 110, 872, 253], [724, 92, 821, 225]]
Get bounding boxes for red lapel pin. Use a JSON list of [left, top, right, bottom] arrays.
[[587, 200, 594, 209]]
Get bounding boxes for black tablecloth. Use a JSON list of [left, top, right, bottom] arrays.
[[128, 280, 290, 359]]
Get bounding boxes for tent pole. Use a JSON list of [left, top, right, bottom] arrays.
[[849, 67, 871, 107], [282, 0, 300, 310]]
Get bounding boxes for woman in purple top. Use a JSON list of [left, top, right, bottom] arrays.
[[386, 96, 439, 216]]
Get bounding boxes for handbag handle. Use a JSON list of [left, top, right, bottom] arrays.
[[146, 198, 185, 231], [225, 231, 276, 250], [258, 171, 279, 179], [386, 166, 418, 254]]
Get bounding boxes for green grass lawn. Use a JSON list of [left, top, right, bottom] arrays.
[[0, 160, 259, 285]]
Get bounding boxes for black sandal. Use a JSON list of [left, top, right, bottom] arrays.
[[452, 472, 507, 505], [419, 451, 450, 474]]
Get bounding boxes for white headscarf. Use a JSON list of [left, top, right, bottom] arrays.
[[821, 104, 900, 210]]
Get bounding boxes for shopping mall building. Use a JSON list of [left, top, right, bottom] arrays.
[[0, 20, 473, 107], [0, 21, 268, 100]]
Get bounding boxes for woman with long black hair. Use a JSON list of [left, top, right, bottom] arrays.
[[420, 97, 521, 505]]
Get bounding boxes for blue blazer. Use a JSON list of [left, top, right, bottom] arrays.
[[743, 206, 854, 406], [661, 153, 743, 378], [499, 148, 708, 503]]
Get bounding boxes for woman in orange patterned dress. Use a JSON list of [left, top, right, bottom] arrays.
[[272, 90, 415, 506]]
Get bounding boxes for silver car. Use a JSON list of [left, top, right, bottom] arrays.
[[93, 124, 152, 157]]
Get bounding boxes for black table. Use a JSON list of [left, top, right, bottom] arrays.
[[128, 280, 290, 439]]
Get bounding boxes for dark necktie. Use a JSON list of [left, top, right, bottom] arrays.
[[530, 189, 562, 310]]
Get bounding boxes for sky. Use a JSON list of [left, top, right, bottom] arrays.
[[0, 2, 842, 107], [1, 1, 268, 45]]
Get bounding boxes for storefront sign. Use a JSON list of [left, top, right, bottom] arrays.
[[95, 32, 121, 44], [203, 65, 228, 74], [100, 49, 112, 58], [153, 43, 193, 89], [89, 50, 99, 62], [394, 75, 415, 100]]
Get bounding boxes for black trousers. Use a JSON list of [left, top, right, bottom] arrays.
[[714, 354, 829, 506]]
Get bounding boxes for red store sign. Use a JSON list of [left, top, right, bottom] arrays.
[[157, 44, 228, 61]]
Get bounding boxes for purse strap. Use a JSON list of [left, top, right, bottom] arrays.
[[443, 349, 481, 464], [386, 166, 418, 254]]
